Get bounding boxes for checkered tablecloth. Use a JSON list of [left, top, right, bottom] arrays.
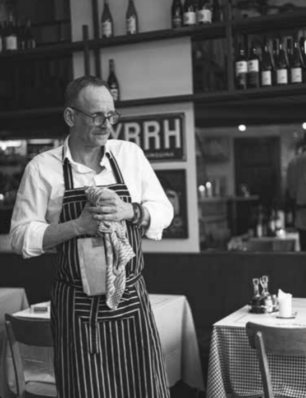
[[206, 298, 306, 398]]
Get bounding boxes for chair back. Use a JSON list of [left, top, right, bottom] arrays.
[[246, 322, 306, 398], [5, 313, 55, 398]]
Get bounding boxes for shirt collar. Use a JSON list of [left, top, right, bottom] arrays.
[[62, 135, 111, 169]]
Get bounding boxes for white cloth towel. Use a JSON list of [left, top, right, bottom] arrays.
[[85, 186, 135, 309]]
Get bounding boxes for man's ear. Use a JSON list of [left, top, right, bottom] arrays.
[[64, 108, 74, 127]]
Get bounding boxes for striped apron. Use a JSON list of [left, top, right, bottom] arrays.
[[50, 151, 170, 398]]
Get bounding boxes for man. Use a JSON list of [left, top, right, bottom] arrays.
[[10, 76, 174, 398], [286, 135, 306, 251]]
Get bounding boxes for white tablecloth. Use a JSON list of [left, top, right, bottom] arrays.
[[207, 298, 306, 398], [1, 294, 204, 397]]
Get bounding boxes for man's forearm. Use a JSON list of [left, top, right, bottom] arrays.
[[43, 220, 81, 251]]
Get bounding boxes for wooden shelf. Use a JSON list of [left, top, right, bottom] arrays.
[[0, 42, 82, 59], [0, 23, 226, 61], [0, 83, 305, 121], [89, 23, 227, 49], [232, 9, 306, 34]]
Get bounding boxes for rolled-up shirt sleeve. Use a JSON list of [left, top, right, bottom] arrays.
[[9, 161, 50, 258], [136, 149, 174, 240]]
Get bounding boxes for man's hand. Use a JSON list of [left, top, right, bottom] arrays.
[[88, 188, 133, 222], [75, 202, 100, 235]]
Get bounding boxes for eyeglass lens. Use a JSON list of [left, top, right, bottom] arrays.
[[94, 113, 120, 126]]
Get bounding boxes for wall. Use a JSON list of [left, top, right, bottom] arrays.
[[69, 0, 200, 252]]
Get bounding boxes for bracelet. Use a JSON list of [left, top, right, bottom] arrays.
[[131, 202, 144, 227]]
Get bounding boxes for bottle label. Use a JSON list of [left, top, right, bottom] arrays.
[[5, 35, 17, 51], [248, 59, 259, 72], [110, 87, 119, 101], [172, 15, 182, 28], [197, 9, 212, 24], [183, 11, 196, 25], [291, 67, 302, 83], [276, 69, 288, 84], [102, 20, 113, 37], [127, 16, 137, 34], [235, 61, 248, 75], [261, 70, 272, 86]]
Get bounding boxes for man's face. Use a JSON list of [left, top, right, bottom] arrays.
[[71, 85, 115, 148]]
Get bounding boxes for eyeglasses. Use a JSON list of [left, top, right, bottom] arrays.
[[71, 106, 120, 126]]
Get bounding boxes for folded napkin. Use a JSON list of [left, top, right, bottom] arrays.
[[85, 186, 135, 309]]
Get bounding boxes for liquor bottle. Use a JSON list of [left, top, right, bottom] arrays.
[[171, 0, 184, 29], [276, 40, 289, 85], [247, 41, 260, 88], [212, 0, 222, 23], [183, 0, 196, 26], [101, 0, 114, 38], [290, 39, 303, 84], [126, 0, 138, 35], [24, 18, 35, 49], [107, 59, 120, 101], [4, 12, 18, 51], [235, 39, 248, 89], [197, 0, 212, 24], [261, 40, 274, 87]]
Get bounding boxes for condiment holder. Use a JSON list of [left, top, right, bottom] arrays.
[[249, 275, 278, 314]]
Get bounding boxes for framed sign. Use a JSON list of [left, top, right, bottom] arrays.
[[155, 169, 188, 239], [111, 113, 186, 161]]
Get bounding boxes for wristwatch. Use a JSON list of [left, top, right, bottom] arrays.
[[130, 202, 144, 227]]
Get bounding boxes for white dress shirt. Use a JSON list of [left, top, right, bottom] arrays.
[[9, 137, 174, 258]]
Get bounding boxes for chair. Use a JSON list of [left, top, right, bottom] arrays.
[[246, 321, 306, 398], [5, 313, 57, 398]]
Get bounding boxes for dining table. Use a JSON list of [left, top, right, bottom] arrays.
[[0, 294, 204, 397], [206, 297, 306, 398]]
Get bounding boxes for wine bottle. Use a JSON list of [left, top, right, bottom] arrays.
[[235, 38, 248, 89], [0, 22, 3, 53], [171, 0, 184, 29], [299, 33, 306, 66], [25, 18, 35, 49], [276, 40, 289, 85], [212, 0, 222, 23], [247, 41, 260, 88], [261, 41, 274, 87], [126, 0, 138, 35], [286, 37, 293, 66], [4, 12, 18, 51], [183, 0, 196, 26], [290, 39, 303, 84], [107, 59, 120, 101], [197, 0, 212, 24], [101, 0, 114, 38]]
